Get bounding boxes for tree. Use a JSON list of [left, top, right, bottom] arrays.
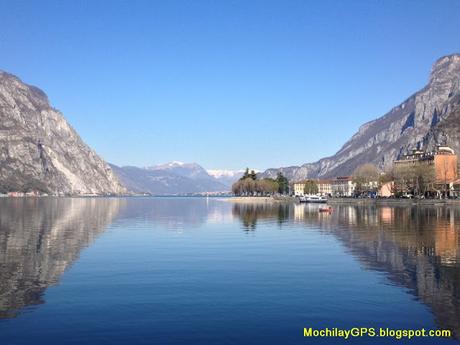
[[303, 180, 318, 195], [257, 178, 278, 195], [232, 177, 279, 196], [352, 164, 380, 195], [378, 169, 394, 186], [393, 164, 415, 196], [276, 172, 289, 194], [413, 163, 435, 197], [393, 163, 435, 198], [241, 168, 250, 180]]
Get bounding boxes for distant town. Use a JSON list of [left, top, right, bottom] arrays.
[[232, 145, 460, 200]]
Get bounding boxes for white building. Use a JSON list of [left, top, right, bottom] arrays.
[[331, 176, 356, 197]]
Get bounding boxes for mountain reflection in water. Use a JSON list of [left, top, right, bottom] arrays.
[[233, 202, 460, 338], [0, 197, 460, 344], [0, 197, 124, 318]]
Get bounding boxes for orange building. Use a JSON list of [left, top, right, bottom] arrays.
[[394, 145, 458, 195], [433, 146, 458, 184], [379, 181, 394, 197]]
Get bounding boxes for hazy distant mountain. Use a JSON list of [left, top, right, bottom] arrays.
[[110, 162, 229, 195], [149, 161, 212, 180], [206, 169, 245, 187], [0, 71, 125, 195], [261, 54, 460, 181]]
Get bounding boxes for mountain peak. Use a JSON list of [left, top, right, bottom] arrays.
[[430, 53, 460, 84], [260, 54, 460, 181], [0, 70, 125, 194], [152, 161, 200, 170]]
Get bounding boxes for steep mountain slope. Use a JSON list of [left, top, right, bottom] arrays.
[[0, 71, 125, 194], [261, 54, 460, 181], [110, 162, 229, 195]]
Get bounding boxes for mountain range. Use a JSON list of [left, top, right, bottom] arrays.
[[1, 53, 459, 195], [110, 162, 242, 195], [0, 71, 239, 196], [260, 54, 460, 181]]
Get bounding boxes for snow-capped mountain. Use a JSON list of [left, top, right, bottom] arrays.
[[207, 169, 246, 187], [149, 162, 212, 180], [111, 162, 230, 195]]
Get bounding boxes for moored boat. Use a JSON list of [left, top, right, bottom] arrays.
[[299, 195, 327, 203]]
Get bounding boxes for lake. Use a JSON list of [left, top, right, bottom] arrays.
[[0, 197, 459, 344]]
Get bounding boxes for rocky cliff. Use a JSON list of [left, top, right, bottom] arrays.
[[261, 54, 460, 180], [0, 71, 125, 194]]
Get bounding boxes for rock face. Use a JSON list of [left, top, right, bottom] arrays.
[[0, 71, 125, 194], [110, 161, 229, 195], [261, 54, 460, 181]]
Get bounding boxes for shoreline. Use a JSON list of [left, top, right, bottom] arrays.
[[327, 198, 460, 206], [217, 196, 297, 203], [217, 196, 460, 206], [2, 194, 460, 206], [217, 196, 275, 203]]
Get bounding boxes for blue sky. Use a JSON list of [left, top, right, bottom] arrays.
[[1, 0, 460, 170]]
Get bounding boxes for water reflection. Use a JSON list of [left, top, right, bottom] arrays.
[[0, 197, 124, 318], [231, 203, 291, 230], [232, 202, 460, 337], [2, 197, 460, 341], [118, 197, 230, 230]]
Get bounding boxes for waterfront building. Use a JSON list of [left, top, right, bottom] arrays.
[[394, 145, 458, 195], [317, 179, 333, 196], [293, 181, 307, 196], [293, 179, 333, 196], [379, 181, 394, 197], [452, 179, 460, 197], [331, 176, 355, 197]]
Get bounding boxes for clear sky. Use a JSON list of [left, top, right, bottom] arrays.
[[1, 0, 460, 171]]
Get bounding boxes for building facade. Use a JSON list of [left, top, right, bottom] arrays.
[[293, 181, 306, 196], [379, 181, 394, 197], [394, 145, 458, 195], [331, 176, 356, 197], [293, 179, 333, 196], [317, 179, 333, 196]]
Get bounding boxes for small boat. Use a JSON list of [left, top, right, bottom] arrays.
[[319, 206, 333, 213], [299, 194, 327, 203]]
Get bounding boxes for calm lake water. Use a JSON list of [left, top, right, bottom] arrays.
[[1, 197, 460, 344]]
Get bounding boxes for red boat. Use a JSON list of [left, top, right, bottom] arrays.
[[319, 206, 333, 213]]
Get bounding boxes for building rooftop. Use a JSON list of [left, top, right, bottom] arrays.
[[395, 145, 456, 163]]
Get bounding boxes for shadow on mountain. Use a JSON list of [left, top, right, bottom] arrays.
[[0, 197, 124, 318]]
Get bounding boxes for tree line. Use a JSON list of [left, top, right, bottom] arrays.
[[387, 163, 437, 197], [352, 161, 451, 198], [232, 168, 289, 196]]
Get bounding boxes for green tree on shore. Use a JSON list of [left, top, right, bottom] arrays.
[[303, 180, 318, 194], [232, 177, 279, 196], [276, 172, 289, 195], [240, 168, 257, 181]]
